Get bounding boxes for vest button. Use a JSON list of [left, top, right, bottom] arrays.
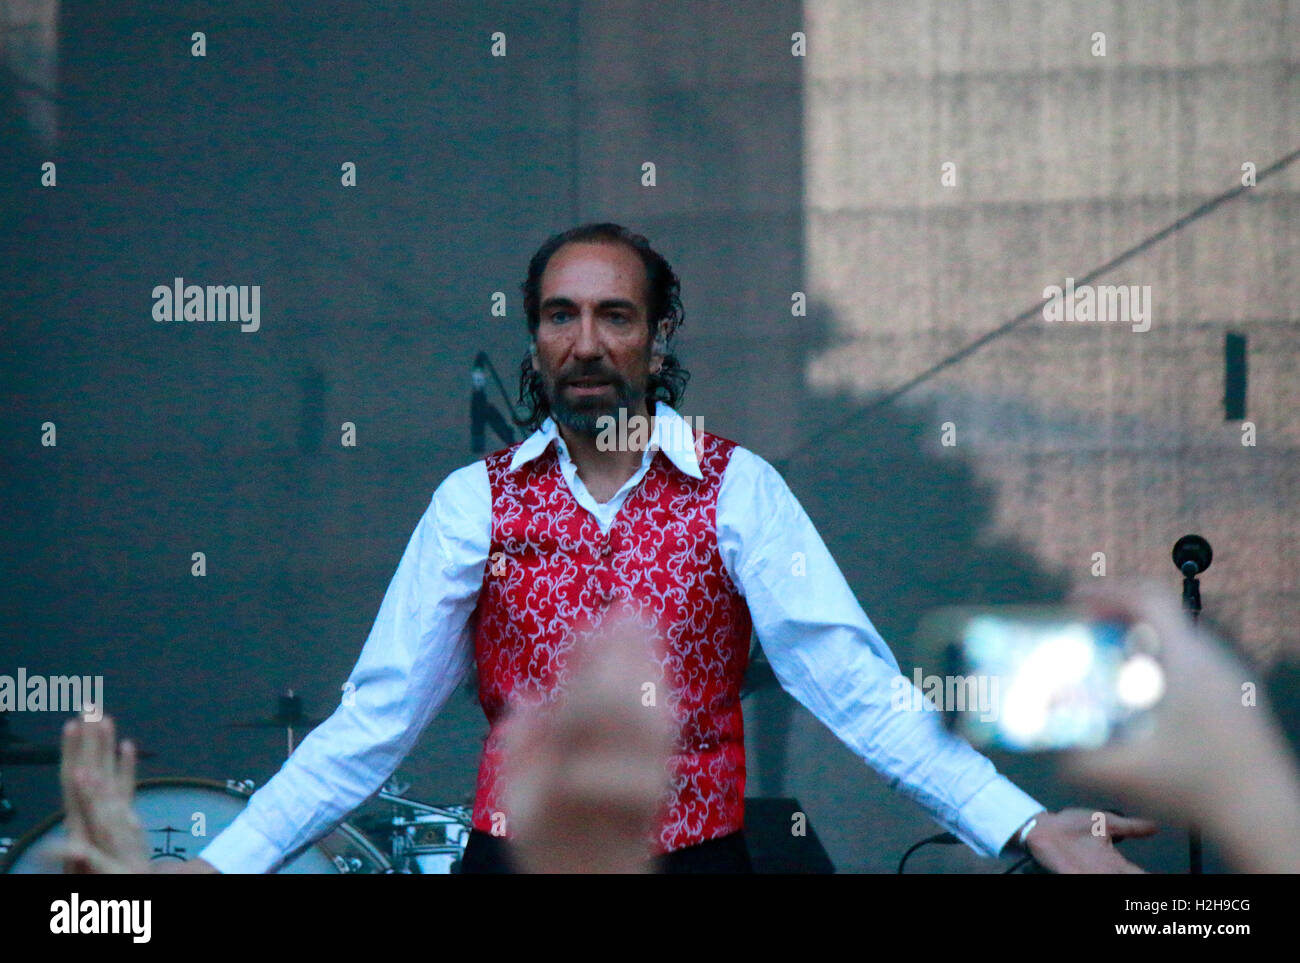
[[599, 542, 612, 557]]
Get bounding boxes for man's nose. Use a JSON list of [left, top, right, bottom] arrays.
[[572, 313, 603, 358]]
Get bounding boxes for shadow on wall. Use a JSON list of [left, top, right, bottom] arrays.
[[736, 296, 1253, 873], [742, 291, 1071, 789]]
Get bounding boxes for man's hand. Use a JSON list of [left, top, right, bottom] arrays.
[[55, 715, 151, 874], [1017, 807, 1157, 873]]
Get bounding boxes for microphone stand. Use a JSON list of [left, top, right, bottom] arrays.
[[470, 352, 518, 453], [0, 712, 16, 827], [1173, 534, 1213, 874]]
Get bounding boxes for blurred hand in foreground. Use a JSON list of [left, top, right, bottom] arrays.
[[499, 613, 678, 873], [1059, 580, 1300, 873]]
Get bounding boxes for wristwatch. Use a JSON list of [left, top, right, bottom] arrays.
[[1014, 810, 1048, 852]]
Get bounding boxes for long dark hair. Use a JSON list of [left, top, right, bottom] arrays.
[[514, 223, 689, 432]]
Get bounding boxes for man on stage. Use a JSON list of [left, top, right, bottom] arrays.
[[63, 222, 1155, 873]]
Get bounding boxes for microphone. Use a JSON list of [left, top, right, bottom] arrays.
[[470, 351, 517, 453], [471, 352, 488, 452], [1172, 534, 1212, 578]]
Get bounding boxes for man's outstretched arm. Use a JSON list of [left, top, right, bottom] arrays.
[[196, 464, 490, 873], [717, 447, 1155, 871], [60, 463, 491, 874]]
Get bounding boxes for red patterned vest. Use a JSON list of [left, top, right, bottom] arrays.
[[469, 430, 753, 854]]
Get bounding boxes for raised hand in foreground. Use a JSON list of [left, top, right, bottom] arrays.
[[1059, 579, 1300, 873], [56, 715, 150, 874], [499, 613, 678, 873]]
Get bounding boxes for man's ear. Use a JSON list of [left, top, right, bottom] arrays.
[[650, 321, 669, 373], [528, 340, 538, 369]]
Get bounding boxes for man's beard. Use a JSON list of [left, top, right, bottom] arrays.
[[541, 370, 643, 437]]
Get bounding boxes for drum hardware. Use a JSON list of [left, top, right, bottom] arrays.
[[0, 745, 58, 765], [0, 711, 155, 768], [1, 766, 470, 874], [1, 710, 152, 827], [147, 825, 196, 861], [2, 777, 391, 874], [0, 710, 57, 766], [0, 698, 472, 873], [350, 777, 473, 874], [0, 771, 13, 825], [225, 690, 326, 758]]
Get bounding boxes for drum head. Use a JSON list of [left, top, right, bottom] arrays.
[[2, 777, 389, 874]]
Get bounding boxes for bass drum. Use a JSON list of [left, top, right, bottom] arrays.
[[1, 777, 390, 874]]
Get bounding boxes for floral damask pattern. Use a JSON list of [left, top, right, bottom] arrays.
[[471, 432, 753, 853]]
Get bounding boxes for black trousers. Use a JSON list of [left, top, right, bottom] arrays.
[[457, 827, 753, 874]]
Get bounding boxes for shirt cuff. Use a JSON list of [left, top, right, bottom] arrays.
[[953, 775, 1047, 859], [197, 820, 286, 874]]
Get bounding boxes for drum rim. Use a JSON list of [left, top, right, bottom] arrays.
[[294, 818, 392, 873], [0, 776, 253, 873]]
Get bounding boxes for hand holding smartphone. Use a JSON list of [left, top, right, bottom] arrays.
[[915, 605, 1165, 752]]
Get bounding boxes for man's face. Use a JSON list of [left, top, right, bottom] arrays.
[[532, 241, 662, 436]]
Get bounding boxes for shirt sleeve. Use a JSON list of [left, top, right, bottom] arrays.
[[716, 446, 1045, 858], [197, 461, 491, 873]]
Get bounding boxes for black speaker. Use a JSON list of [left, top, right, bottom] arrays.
[[744, 797, 835, 873], [1224, 332, 1247, 420]]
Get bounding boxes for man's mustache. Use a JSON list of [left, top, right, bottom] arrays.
[[561, 370, 624, 385]]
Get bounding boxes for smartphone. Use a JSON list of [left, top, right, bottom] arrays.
[[912, 606, 1165, 752]]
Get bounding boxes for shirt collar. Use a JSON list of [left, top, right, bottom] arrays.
[[509, 400, 703, 479]]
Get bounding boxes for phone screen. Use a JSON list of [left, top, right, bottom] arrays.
[[919, 608, 1165, 752]]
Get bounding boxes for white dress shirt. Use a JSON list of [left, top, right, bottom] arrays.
[[199, 402, 1045, 872]]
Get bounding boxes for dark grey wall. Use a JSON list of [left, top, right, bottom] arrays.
[[3, 0, 594, 863], [3, 1, 1293, 875]]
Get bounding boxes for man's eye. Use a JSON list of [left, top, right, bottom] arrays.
[[550, 311, 570, 322]]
